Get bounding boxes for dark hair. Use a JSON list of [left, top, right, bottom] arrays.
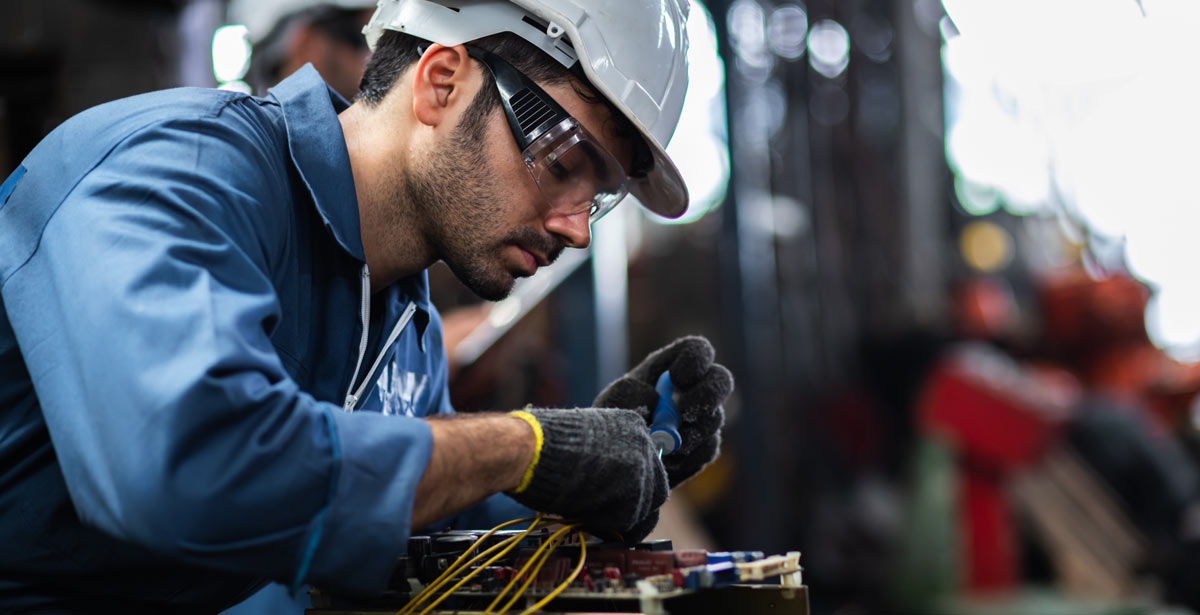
[[357, 29, 651, 176]]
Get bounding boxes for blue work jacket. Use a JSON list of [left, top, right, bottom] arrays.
[[0, 66, 498, 612]]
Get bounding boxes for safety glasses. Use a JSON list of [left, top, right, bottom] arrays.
[[464, 45, 630, 222]]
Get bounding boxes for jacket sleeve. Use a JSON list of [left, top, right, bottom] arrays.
[[0, 118, 430, 595]]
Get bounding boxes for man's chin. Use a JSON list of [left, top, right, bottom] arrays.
[[464, 275, 516, 302], [440, 257, 514, 301]]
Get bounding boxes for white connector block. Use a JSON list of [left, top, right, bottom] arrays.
[[735, 552, 803, 587]]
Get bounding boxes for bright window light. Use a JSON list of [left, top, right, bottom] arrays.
[[1147, 288, 1200, 361], [807, 19, 849, 78], [728, 0, 772, 73], [767, 5, 808, 60], [212, 24, 251, 84], [942, 0, 1200, 356], [658, 0, 731, 225]]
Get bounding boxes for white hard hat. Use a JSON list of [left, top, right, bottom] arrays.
[[230, 0, 378, 45], [363, 0, 691, 219]]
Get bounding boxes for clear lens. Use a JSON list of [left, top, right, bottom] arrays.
[[523, 119, 629, 221]]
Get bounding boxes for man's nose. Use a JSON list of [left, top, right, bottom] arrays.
[[544, 208, 591, 250]]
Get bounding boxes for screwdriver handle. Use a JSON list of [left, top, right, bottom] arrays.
[[649, 371, 681, 456]]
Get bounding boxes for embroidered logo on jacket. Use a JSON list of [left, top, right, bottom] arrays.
[[373, 363, 428, 417]]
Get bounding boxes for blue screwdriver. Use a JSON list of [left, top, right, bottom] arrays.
[[649, 371, 682, 458]]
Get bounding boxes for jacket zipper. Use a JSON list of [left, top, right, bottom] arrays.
[[342, 264, 420, 412]]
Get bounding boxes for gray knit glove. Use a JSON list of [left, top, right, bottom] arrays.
[[594, 336, 734, 488], [508, 408, 668, 543]]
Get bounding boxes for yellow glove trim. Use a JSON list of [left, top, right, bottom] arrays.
[[508, 410, 544, 494]]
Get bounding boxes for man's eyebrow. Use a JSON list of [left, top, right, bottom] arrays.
[[564, 77, 641, 175], [581, 141, 607, 173]]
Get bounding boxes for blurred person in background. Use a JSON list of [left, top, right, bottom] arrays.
[[230, 0, 376, 100]]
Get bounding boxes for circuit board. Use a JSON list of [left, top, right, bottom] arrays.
[[308, 529, 809, 614]]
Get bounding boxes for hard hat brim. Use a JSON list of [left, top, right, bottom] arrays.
[[629, 143, 689, 220]]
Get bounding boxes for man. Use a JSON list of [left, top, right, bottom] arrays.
[[0, 0, 732, 612], [232, 0, 377, 100]]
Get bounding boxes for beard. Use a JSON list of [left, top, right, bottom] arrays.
[[399, 120, 563, 301]]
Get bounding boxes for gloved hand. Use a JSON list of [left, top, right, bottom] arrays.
[[593, 336, 734, 488], [508, 408, 668, 543]]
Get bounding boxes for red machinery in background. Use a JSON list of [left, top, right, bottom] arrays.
[[918, 270, 1200, 596], [918, 344, 1079, 591]]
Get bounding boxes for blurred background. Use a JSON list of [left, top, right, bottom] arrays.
[[5, 0, 1200, 613]]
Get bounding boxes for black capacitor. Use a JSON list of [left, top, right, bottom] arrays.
[[432, 534, 478, 554], [408, 536, 433, 560], [479, 529, 524, 551], [634, 539, 674, 552]]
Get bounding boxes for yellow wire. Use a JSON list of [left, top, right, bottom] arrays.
[[403, 517, 544, 615], [397, 516, 592, 615], [396, 515, 541, 615], [409, 526, 537, 615], [489, 523, 578, 615], [490, 525, 578, 615], [482, 526, 566, 612], [495, 531, 568, 614], [517, 530, 588, 615], [413, 521, 547, 615]]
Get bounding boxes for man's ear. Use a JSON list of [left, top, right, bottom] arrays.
[[411, 43, 473, 128]]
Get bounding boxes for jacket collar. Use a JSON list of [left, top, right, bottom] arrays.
[[269, 64, 364, 261], [269, 66, 436, 334]]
